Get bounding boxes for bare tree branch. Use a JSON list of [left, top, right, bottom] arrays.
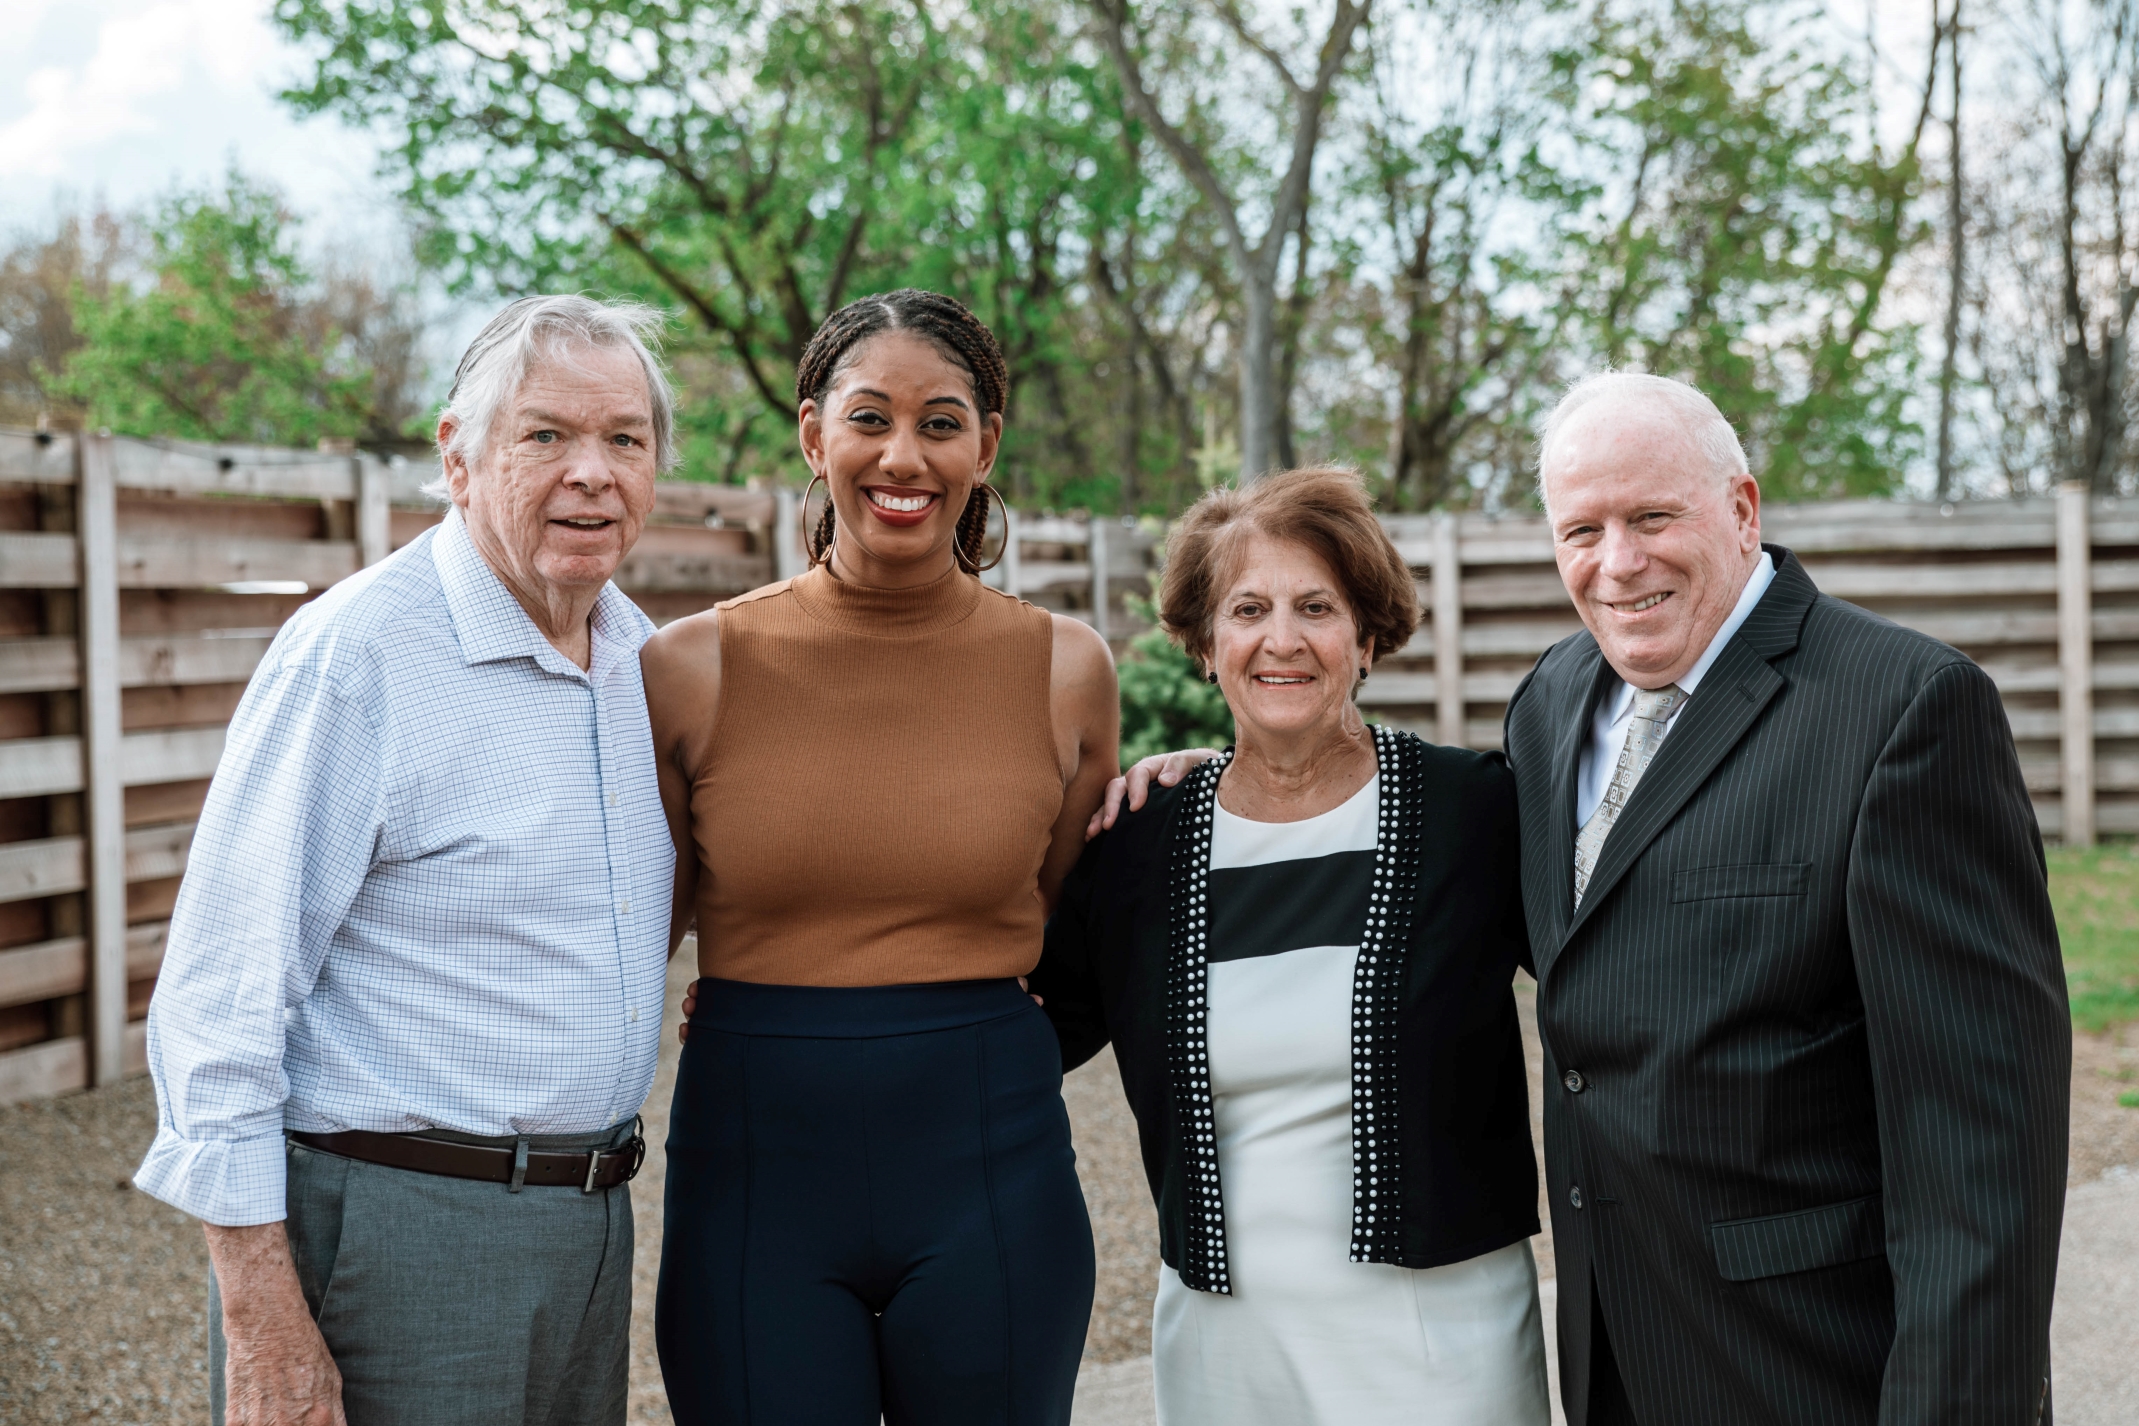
[[1210, 0, 1305, 94], [1086, 0, 1251, 266], [603, 216, 796, 419]]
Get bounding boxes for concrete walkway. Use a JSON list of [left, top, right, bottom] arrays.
[[2050, 1170, 2139, 1426], [1072, 1176, 2139, 1426]]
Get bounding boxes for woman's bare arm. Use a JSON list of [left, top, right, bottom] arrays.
[[1039, 613, 1120, 916], [639, 609, 722, 961]]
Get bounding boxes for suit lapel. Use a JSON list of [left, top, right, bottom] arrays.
[[1558, 547, 1818, 947]]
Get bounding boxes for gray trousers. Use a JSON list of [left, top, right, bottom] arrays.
[[209, 1127, 635, 1426]]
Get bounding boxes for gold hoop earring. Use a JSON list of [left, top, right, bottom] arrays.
[[969, 482, 1010, 574], [802, 472, 833, 567]]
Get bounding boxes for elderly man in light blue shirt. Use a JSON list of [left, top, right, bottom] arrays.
[[136, 295, 678, 1426]]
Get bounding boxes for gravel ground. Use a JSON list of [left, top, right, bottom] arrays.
[[2, 961, 2130, 1423], [0, 1074, 210, 1424], [2068, 1022, 2139, 1184]]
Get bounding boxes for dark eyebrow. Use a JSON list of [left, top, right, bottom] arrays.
[[842, 388, 970, 412]]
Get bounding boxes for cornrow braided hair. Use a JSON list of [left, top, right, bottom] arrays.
[[796, 289, 1009, 573]]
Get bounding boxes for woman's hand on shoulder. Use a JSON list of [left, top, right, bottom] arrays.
[[1088, 748, 1224, 839]]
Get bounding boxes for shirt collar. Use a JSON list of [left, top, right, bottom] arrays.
[[1604, 549, 1777, 723], [432, 507, 641, 677]]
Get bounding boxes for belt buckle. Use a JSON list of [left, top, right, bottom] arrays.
[[583, 1116, 647, 1193]]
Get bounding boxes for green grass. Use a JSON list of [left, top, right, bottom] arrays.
[[2046, 844, 2139, 1033]]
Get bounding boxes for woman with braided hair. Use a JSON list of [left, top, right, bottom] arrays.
[[641, 289, 1118, 1424]]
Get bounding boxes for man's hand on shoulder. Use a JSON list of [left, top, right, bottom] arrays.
[[1087, 748, 1223, 840], [205, 1222, 346, 1425]]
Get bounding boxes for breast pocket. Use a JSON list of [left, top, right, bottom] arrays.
[[1671, 861, 1810, 902]]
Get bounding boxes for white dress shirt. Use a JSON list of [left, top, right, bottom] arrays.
[[135, 511, 674, 1226], [1575, 551, 1776, 828]]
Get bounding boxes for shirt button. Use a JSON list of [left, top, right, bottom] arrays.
[[1569, 1185, 1585, 1210], [619, 900, 631, 913], [608, 791, 619, 807], [629, 1008, 639, 1022], [1563, 1069, 1588, 1094]]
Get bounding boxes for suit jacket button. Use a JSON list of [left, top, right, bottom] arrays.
[[1569, 1185, 1585, 1210], [1562, 1069, 1588, 1093]]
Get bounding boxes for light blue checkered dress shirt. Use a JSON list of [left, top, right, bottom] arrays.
[[135, 510, 675, 1227]]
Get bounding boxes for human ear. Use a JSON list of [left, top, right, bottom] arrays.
[[1732, 471, 1762, 550], [437, 416, 473, 507], [796, 398, 827, 478], [974, 410, 1003, 483]]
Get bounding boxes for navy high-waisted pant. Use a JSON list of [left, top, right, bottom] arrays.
[[655, 977, 1095, 1426]]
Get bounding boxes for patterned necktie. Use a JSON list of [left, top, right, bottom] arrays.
[[1573, 683, 1687, 908]]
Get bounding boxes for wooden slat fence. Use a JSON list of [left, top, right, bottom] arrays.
[[0, 429, 779, 1104], [1364, 488, 2139, 849], [1, 424, 2127, 1106]]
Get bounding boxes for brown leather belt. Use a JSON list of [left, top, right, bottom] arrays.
[[289, 1122, 645, 1193]]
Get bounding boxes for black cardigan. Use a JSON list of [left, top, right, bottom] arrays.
[[1032, 726, 1540, 1291]]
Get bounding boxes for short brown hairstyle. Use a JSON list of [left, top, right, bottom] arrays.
[[1159, 466, 1419, 668]]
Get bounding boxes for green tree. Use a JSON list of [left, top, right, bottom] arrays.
[[275, 0, 1141, 500], [0, 208, 127, 428], [1540, 0, 1941, 498], [1089, 0, 1371, 484], [1356, 0, 1565, 511], [1117, 594, 1234, 763], [58, 174, 374, 446]]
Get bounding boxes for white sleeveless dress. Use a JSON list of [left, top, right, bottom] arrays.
[[1152, 776, 1551, 1426]]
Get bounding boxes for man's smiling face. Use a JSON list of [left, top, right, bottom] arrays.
[[445, 340, 658, 610], [1543, 399, 1762, 689]]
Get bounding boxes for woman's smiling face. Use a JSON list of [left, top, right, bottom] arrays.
[[797, 329, 1002, 585], [1210, 531, 1373, 746]]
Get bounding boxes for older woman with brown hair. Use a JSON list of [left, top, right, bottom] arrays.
[[1031, 467, 1548, 1425]]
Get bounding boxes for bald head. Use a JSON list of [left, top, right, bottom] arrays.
[[1537, 372, 1747, 516], [1538, 372, 1763, 689]]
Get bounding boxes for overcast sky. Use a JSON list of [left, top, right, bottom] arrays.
[[0, 0, 393, 241]]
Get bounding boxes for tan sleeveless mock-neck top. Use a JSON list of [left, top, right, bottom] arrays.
[[691, 564, 1062, 986]]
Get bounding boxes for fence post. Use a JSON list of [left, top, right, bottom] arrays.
[[773, 486, 805, 582], [1001, 504, 1022, 599], [77, 432, 129, 1085], [1089, 517, 1110, 642], [2058, 481, 2095, 848], [1432, 513, 1464, 747], [356, 455, 392, 568]]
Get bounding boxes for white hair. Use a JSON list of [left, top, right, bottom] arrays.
[[1535, 371, 1748, 512], [426, 294, 678, 499]]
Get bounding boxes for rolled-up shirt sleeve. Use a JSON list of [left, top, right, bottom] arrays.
[[133, 656, 383, 1226]]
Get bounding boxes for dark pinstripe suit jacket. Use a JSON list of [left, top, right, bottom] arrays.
[[1503, 546, 2070, 1426]]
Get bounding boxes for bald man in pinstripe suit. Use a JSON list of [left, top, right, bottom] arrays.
[[1504, 373, 2069, 1426]]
